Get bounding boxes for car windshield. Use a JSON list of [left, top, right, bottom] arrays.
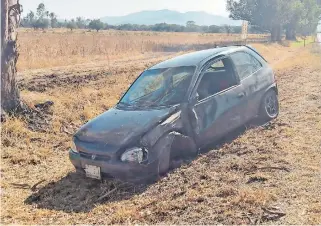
[[119, 66, 195, 108]]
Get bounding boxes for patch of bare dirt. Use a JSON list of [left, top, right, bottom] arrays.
[[17, 52, 178, 92], [18, 71, 111, 92]]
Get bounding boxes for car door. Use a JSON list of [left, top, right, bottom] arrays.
[[188, 57, 247, 148], [229, 51, 264, 121]]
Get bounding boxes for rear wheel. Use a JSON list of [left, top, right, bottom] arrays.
[[259, 90, 279, 122]]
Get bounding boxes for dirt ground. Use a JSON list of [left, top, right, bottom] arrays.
[[1, 43, 321, 224]]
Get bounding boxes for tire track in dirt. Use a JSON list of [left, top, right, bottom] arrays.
[[18, 52, 179, 92]]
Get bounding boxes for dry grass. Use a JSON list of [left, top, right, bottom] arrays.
[[1, 37, 321, 224], [17, 28, 268, 71]]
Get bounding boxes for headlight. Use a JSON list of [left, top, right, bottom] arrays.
[[71, 141, 78, 153], [121, 147, 148, 163]]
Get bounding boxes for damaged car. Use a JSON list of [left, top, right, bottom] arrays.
[[69, 45, 279, 183]]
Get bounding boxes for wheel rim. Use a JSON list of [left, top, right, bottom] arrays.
[[265, 94, 278, 118]]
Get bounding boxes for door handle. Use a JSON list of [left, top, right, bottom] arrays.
[[237, 92, 245, 98]]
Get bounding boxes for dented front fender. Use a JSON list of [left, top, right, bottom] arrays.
[[141, 111, 183, 147], [141, 110, 197, 163]]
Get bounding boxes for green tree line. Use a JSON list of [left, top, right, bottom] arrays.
[[22, 1, 320, 40], [227, 0, 321, 41], [20, 3, 264, 34]]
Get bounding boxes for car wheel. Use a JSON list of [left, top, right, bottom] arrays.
[[158, 148, 171, 176], [259, 89, 279, 122]]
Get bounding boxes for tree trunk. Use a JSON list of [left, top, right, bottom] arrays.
[[271, 26, 277, 42], [271, 24, 282, 42], [286, 26, 296, 40], [1, 0, 22, 113], [276, 24, 282, 42]]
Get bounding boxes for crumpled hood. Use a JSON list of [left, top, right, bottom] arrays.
[[74, 106, 175, 149]]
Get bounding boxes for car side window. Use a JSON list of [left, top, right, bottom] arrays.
[[230, 52, 262, 80], [249, 53, 263, 71], [206, 60, 225, 72], [196, 58, 237, 101]]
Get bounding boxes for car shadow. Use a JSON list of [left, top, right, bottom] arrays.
[[24, 172, 149, 213], [24, 118, 269, 213]]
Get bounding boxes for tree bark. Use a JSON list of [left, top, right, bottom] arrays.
[[276, 24, 282, 42], [285, 26, 296, 40], [271, 24, 282, 42], [271, 26, 277, 42], [1, 0, 22, 113]]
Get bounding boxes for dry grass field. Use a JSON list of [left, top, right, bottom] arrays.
[[17, 28, 268, 71], [1, 29, 321, 224]]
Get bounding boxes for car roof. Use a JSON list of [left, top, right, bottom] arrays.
[[149, 46, 240, 69]]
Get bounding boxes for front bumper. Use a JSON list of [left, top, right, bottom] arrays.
[[69, 149, 160, 183]]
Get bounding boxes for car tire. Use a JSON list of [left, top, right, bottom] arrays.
[[158, 147, 171, 176], [259, 89, 279, 122]]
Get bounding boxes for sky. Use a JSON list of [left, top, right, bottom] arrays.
[[20, 0, 229, 19]]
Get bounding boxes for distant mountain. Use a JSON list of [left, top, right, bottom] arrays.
[[100, 9, 242, 26]]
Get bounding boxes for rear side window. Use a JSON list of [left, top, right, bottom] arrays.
[[230, 52, 263, 80], [246, 46, 268, 62]]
